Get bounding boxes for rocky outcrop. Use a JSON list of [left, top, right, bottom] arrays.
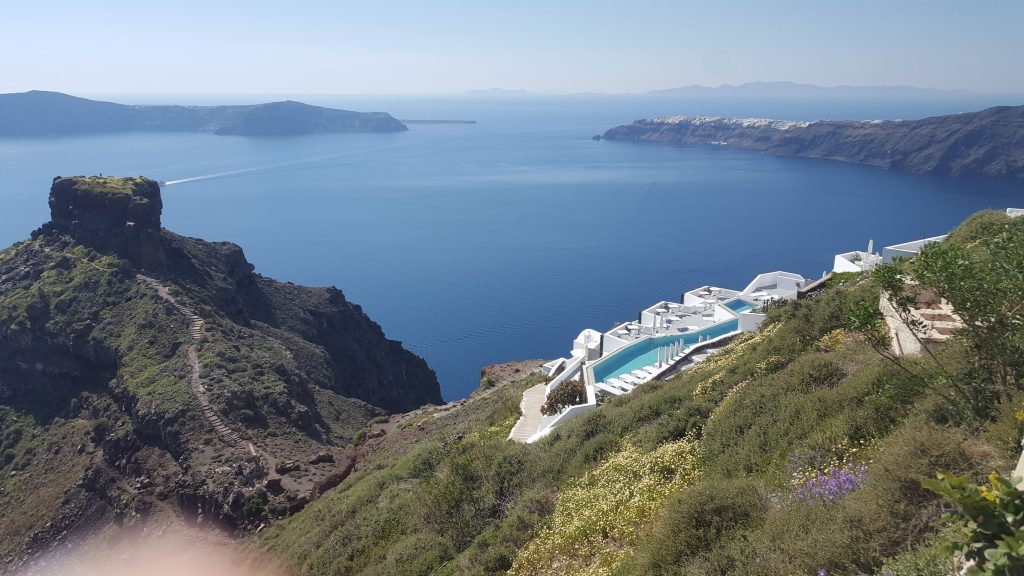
[[600, 105, 1024, 178], [40, 176, 166, 269]]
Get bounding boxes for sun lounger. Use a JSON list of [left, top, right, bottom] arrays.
[[606, 378, 634, 392], [594, 382, 625, 396], [618, 374, 642, 385]]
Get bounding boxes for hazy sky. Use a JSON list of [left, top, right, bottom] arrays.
[[2, 0, 1021, 95]]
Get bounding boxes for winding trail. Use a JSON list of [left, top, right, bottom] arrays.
[[137, 275, 244, 446]]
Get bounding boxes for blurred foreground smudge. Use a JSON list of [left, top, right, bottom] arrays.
[[15, 528, 288, 576]]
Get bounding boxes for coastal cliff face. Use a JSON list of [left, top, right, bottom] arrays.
[[600, 105, 1024, 178], [0, 177, 439, 569], [159, 230, 441, 412]]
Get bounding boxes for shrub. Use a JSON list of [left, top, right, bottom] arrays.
[[629, 477, 768, 575], [418, 438, 531, 548], [541, 380, 585, 416], [924, 471, 1024, 575], [879, 527, 962, 576], [794, 356, 847, 391], [244, 495, 267, 520], [378, 532, 455, 576], [352, 429, 367, 446]]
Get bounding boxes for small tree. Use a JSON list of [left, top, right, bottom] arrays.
[[541, 380, 585, 415], [847, 265, 977, 415], [911, 223, 1024, 392]]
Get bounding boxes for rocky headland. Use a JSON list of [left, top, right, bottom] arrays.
[[0, 176, 439, 570], [599, 105, 1024, 178]]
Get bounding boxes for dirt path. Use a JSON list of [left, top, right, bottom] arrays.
[[137, 275, 243, 446]]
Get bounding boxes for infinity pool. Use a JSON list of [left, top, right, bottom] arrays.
[[591, 318, 740, 383]]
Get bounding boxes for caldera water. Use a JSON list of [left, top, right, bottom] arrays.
[[1, 94, 1020, 399]]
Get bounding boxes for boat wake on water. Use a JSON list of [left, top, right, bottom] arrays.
[[161, 141, 417, 186]]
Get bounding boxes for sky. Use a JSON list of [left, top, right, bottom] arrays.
[[1, 0, 1022, 95]]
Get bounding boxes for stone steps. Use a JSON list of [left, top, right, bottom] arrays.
[[137, 274, 245, 448], [508, 384, 548, 442]]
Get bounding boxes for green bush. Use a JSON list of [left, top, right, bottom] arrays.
[[826, 270, 863, 288], [880, 527, 961, 576], [628, 478, 767, 575], [924, 472, 1024, 575], [541, 380, 585, 415], [244, 495, 268, 520], [375, 532, 455, 576]]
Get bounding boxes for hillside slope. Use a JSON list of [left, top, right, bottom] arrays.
[[600, 105, 1024, 178], [261, 210, 1024, 575], [0, 91, 407, 136], [0, 176, 439, 571]]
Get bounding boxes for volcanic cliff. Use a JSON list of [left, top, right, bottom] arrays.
[[599, 105, 1024, 178]]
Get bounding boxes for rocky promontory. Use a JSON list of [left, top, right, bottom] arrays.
[[0, 176, 439, 568], [599, 105, 1024, 178]]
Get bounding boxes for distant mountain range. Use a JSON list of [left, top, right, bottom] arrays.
[[463, 88, 533, 96], [0, 91, 407, 136], [599, 105, 1024, 178], [644, 81, 977, 99]]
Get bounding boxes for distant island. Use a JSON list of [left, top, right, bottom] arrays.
[[0, 91, 408, 136], [598, 105, 1024, 178]]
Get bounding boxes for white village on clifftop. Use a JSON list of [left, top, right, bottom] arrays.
[[509, 208, 1024, 444]]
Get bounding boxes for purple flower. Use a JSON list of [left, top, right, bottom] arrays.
[[792, 462, 867, 505]]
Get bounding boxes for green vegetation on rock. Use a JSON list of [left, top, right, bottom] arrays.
[[55, 175, 151, 195]]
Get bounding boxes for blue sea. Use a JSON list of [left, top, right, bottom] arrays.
[[1, 94, 1021, 400]]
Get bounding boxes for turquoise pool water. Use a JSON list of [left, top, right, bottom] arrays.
[[592, 318, 739, 383], [725, 299, 754, 313]]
